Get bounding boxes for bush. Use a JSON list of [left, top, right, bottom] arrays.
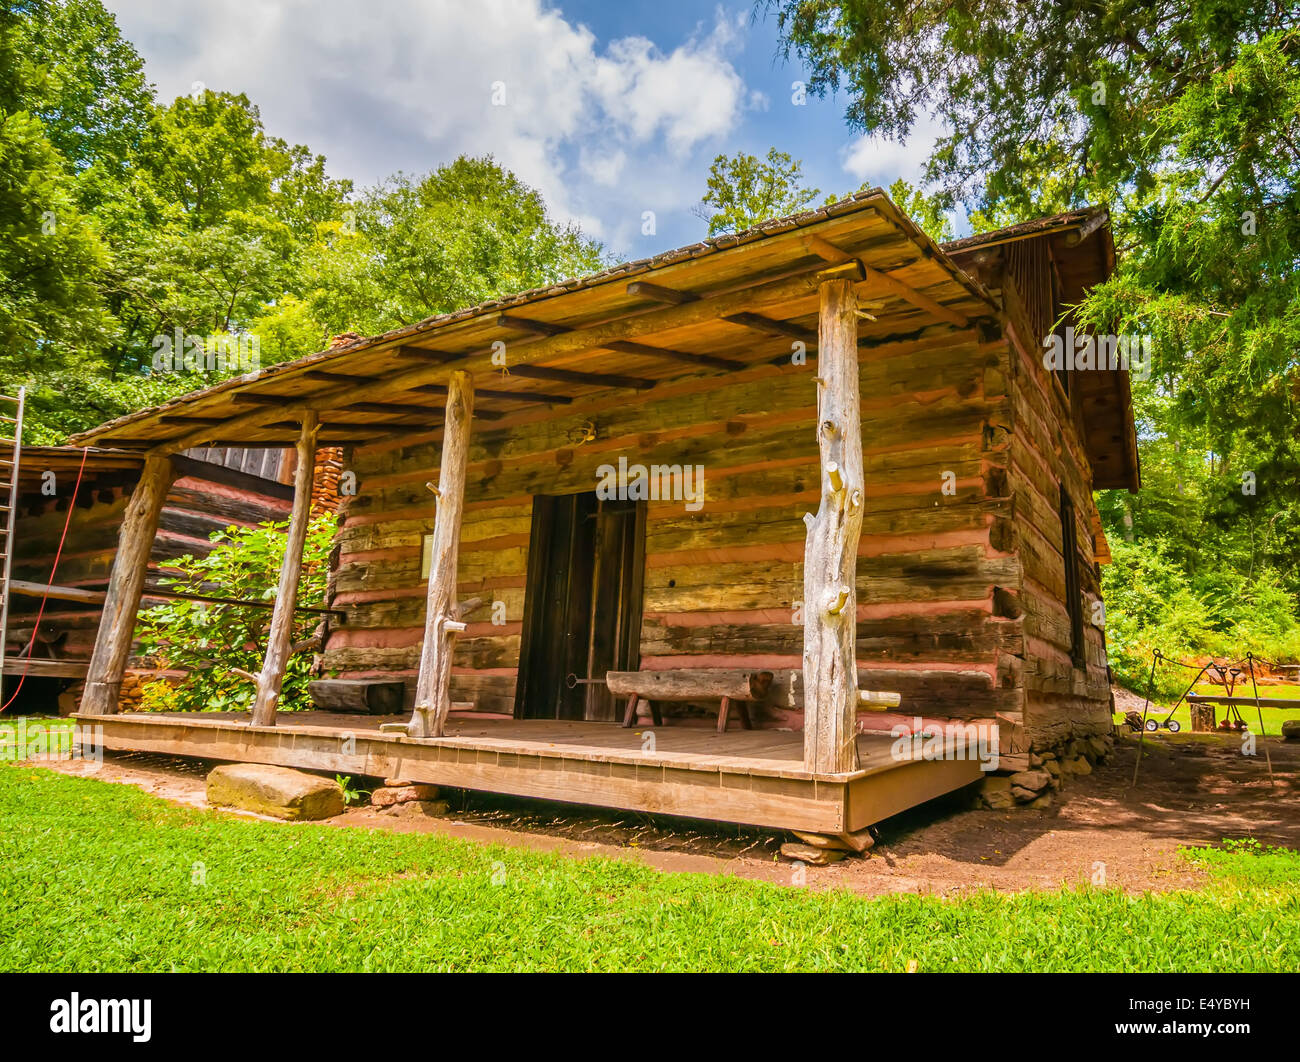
[[135, 516, 334, 712]]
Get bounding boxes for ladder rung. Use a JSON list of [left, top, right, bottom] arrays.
[[0, 394, 20, 402], [0, 416, 15, 424]]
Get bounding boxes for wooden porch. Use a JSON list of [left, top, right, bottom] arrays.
[[76, 711, 984, 833]]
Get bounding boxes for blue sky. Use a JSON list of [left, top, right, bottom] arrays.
[[110, 1, 948, 257]]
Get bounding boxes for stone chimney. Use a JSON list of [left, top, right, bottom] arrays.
[[328, 331, 364, 350]]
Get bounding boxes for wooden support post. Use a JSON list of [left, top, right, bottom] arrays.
[[407, 371, 474, 738], [250, 412, 320, 725], [80, 454, 177, 715], [802, 279, 864, 773]]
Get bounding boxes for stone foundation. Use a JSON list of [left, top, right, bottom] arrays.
[[977, 732, 1115, 809]]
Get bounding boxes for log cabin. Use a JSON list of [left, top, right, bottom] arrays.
[[2, 445, 333, 712], [60, 190, 1139, 840]]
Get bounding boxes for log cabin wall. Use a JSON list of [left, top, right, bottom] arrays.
[[998, 263, 1114, 751], [324, 316, 1022, 730]]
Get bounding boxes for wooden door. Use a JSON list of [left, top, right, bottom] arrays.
[[516, 493, 645, 720]]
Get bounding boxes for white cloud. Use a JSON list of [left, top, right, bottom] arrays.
[[109, 0, 754, 254], [839, 112, 948, 188]]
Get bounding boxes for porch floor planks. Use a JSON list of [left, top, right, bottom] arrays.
[[74, 710, 982, 833], [76, 710, 910, 777]]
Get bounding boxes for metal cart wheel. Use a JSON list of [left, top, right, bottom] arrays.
[[1145, 718, 1160, 732], [1165, 719, 1181, 733]]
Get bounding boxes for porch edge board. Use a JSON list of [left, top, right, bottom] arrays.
[[76, 714, 849, 833]]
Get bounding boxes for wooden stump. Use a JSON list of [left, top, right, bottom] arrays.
[[1190, 701, 1217, 732]]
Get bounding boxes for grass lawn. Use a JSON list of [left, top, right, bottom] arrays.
[[1114, 684, 1300, 734], [1, 763, 1297, 972]]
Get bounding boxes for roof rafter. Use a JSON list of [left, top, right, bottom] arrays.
[[803, 234, 969, 328]]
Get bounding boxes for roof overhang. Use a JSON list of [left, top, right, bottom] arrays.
[[68, 191, 997, 453], [67, 194, 1136, 496]]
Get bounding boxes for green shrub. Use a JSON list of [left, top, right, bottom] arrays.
[[135, 516, 334, 712]]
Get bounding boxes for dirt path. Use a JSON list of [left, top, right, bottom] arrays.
[[30, 728, 1299, 895]]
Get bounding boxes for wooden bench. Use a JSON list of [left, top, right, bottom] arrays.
[[608, 669, 774, 733], [1186, 693, 1296, 709]]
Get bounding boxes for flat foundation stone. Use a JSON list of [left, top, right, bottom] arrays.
[[207, 764, 345, 820], [792, 829, 852, 851], [371, 784, 440, 807], [833, 827, 876, 853], [780, 842, 846, 866], [385, 799, 451, 818]]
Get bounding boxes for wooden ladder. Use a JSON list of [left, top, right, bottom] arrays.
[[0, 386, 25, 665]]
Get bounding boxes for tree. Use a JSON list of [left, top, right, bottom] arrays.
[[0, 2, 113, 377], [697, 148, 822, 235], [96, 89, 352, 379], [887, 178, 953, 241], [305, 155, 604, 335], [769, 0, 1300, 662], [1, 5, 603, 446], [9, 0, 151, 183]]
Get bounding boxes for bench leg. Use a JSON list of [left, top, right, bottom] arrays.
[[737, 699, 753, 730], [622, 695, 663, 728], [718, 696, 732, 733]]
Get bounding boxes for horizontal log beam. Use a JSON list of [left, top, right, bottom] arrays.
[[495, 314, 567, 337], [411, 383, 568, 406], [723, 312, 818, 344], [143, 263, 842, 454], [304, 369, 377, 385], [393, 346, 463, 363], [506, 364, 656, 391], [604, 340, 740, 371], [103, 437, 378, 448], [496, 314, 740, 371], [343, 401, 444, 417], [626, 280, 697, 305]]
